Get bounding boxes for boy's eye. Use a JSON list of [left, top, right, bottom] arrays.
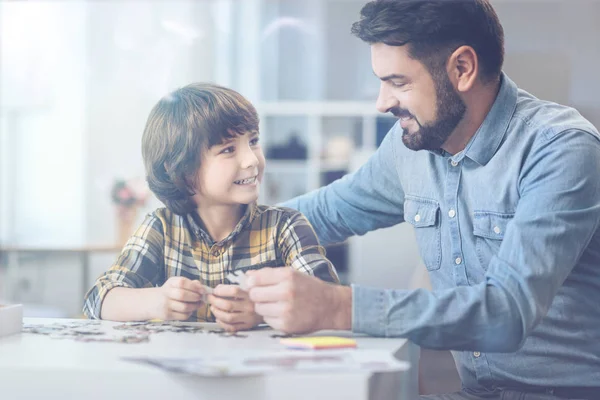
[[220, 146, 235, 154], [250, 137, 260, 146], [390, 81, 406, 88]]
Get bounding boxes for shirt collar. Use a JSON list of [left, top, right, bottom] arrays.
[[463, 72, 518, 166], [186, 202, 258, 246]]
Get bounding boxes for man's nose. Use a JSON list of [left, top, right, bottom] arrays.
[[375, 82, 399, 114]]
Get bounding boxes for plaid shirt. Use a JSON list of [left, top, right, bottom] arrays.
[[83, 203, 339, 321]]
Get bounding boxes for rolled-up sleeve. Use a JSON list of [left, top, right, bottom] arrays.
[[83, 214, 166, 319]]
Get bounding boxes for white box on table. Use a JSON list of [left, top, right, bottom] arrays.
[[0, 304, 23, 337]]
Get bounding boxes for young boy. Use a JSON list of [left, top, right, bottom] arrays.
[[83, 83, 339, 331]]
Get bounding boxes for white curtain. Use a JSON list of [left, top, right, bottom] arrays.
[[0, 1, 86, 246], [0, 1, 231, 246]]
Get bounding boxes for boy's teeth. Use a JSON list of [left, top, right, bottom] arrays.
[[235, 177, 255, 184]]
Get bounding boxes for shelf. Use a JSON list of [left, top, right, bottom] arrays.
[[320, 161, 349, 172], [257, 101, 380, 117], [266, 160, 309, 172], [255, 0, 385, 276], [266, 159, 349, 172]]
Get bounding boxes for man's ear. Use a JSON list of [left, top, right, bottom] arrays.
[[447, 45, 478, 93]]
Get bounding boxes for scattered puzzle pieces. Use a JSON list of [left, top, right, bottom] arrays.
[[270, 333, 293, 339], [113, 321, 205, 334], [22, 321, 149, 343]]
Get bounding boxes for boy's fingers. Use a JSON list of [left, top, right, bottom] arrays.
[[170, 300, 202, 313], [168, 276, 204, 293], [211, 306, 243, 324], [208, 295, 238, 312], [215, 319, 244, 332], [213, 284, 246, 298], [168, 276, 190, 288], [170, 288, 204, 303], [245, 267, 291, 288], [166, 311, 193, 321], [185, 279, 206, 293]]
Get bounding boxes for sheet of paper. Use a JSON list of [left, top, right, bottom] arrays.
[[122, 349, 409, 377]]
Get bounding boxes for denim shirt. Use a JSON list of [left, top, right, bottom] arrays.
[[282, 74, 600, 388]]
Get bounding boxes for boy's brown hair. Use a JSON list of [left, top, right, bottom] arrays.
[[142, 83, 259, 215]]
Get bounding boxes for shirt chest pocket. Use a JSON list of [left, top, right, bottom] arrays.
[[404, 197, 441, 271], [473, 211, 513, 271]]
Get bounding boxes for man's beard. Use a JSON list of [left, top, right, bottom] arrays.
[[392, 72, 466, 151]]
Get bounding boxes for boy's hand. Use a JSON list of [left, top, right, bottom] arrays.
[[208, 285, 263, 331], [156, 277, 206, 321]]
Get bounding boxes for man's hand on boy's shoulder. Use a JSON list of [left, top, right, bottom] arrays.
[[208, 285, 264, 332], [155, 277, 206, 321]]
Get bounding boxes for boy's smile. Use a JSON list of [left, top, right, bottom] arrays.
[[193, 130, 265, 209], [234, 176, 258, 186]]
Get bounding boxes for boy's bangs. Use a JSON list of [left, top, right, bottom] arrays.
[[205, 102, 259, 148]]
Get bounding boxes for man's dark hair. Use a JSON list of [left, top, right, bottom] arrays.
[[142, 83, 259, 215], [351, 0, 504, 82]]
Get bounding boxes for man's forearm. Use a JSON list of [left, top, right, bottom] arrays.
[[100, 287, 161, 321]]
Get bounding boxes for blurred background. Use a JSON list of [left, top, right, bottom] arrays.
[[1, 0, 599, 393]]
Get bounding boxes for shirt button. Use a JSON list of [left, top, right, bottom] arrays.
[[473, 351, 481, 358], [455, 257, 462, 265], [493, 226, 501, 234], [448, 209, 456, 218], [451, 160, 459, 167], [414, 214, 421, 222], [212, 249, 220, 257]]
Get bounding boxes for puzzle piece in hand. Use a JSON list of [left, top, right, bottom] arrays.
[[198, 283, 213, 303], [226, 270, 248, 291]]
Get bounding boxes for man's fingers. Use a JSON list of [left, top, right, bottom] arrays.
[[248, 281, 290, 303], [245, 267, 292, 288], [262, 316, 284, 331], [253, 301, 288, 318]]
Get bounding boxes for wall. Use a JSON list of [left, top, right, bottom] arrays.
[[1, 0, 599, 315], [349, 0, 600, 291], [494, 0, 600, 126]]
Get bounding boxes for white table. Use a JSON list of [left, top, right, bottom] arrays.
[[0, 318, 419, 400]]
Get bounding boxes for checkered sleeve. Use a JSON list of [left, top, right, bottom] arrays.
[[277, 210, 340, 284], [82, 212, 166, 319]]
